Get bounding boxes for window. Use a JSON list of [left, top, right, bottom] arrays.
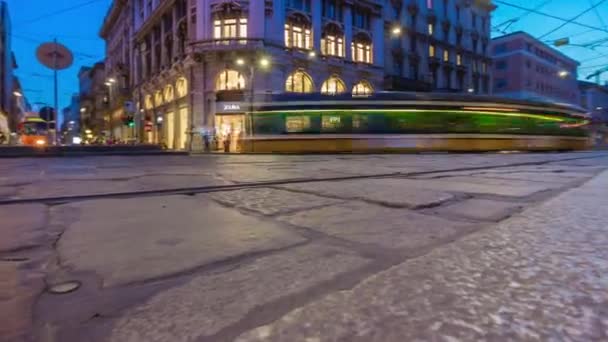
[[216, 70, 245, 91], [429, 44, 436, 57], [321, 24, 345, 57], [428, 23, 434, 35], [456, 5, 460, 22], [213, 17, 247, 40], [322, 0, 342, 20], [472, 13, 477, 29], [496, 60, 507, 70], [138, 0, 144, 20], [427, 0, 433, 9], [321, 75, 346, 95], [410, 63, 419, 80], [352, 33, 372, 63], [443, 0, 448, 16], [495, 79, 507, 89], [353, 7, 370, 29], [352, 80, 373, 96], [286, 116, 311, 132], [494, 43, 507, 54], [285, 15, 312, 49], [456, 53, 462, 66], [287, 0, 311, 12], [443, 49, 449, 62], [392, 4, 400, 20], [482, 62, 487, 73], [285, 70, 314, 93], [322, 115, 342, 131], [472, 39, 478, 52]]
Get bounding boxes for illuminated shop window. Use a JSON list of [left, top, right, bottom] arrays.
[[213, 17, 247, 40], [321, 75, 346, 95], [216, 69, 246, 91], [285, 70, 314, 93], [352, 80, 373, 96]]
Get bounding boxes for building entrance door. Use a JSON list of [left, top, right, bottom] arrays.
[[178, 107, 189, 150], [215, 114, 245, 153], [166, 111, 175, 149]]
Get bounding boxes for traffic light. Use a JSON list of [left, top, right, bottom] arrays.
[[122, 114, 135, 127]]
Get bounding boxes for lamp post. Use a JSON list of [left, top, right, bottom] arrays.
[[105, 78, 116, 140], [236, 56, 271, 138]]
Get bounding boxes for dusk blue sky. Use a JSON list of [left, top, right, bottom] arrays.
[[5, 0, 608, 124]]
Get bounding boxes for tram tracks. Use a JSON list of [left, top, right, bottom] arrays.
[[0, 153, 606, 207]]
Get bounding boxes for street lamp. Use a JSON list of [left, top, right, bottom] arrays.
[[236, 56, 271, 141], [308, 51, 316, 58], [558, 70, 570, 78], [467, 88, 475, 93], [391, 26, 402, 37], [107, 77, 116, 84], [13, 91, 23, 97]]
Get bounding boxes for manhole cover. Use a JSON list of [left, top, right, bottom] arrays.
[[48, 281, 81, 294]]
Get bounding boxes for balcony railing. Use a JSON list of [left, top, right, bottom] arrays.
[[190, 38, 264, 52]]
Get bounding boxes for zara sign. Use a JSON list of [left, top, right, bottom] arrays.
[[217, 102, 242, 113]]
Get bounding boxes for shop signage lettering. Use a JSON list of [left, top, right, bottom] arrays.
[[223, 104, 240, 111]]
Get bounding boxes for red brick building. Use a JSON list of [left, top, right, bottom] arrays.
[[491, 31, 579, 105]]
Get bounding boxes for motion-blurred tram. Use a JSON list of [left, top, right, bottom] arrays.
[[229, 92, 590, 153], [18, 117, 48, 147]]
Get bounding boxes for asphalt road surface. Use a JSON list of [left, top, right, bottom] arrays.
[[1, 152, 608, 341]]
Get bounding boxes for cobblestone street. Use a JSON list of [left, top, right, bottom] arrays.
[[1, 152, 608, 341]]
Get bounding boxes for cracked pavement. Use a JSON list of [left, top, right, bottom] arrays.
[[1, 152, 608, 341]]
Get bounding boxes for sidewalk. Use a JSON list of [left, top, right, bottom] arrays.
[[234, 171, 608, 341]]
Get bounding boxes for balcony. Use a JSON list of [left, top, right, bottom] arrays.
[[190, 38, 264, 53]]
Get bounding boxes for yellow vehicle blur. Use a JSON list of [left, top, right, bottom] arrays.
[[18, 117, 48, 147]]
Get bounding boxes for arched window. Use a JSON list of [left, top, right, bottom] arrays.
[[164, 85, 175, 102], [321, 23, 344, 57], [212, 4, 247, 41], [176, 77, 188, 98], [144, 94, 154, 110], [216, 69, 246, 91], [321, 75, 346, 95], [285, 13, 312, 49], [155, 90, 164, 106], [285, 70, 314, 93], [352, 33, 372, 63], [352, 80, 373, 96]]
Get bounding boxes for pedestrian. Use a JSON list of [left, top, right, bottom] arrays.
[[203, 134, 210, 152], [223, 133, 231, 153]]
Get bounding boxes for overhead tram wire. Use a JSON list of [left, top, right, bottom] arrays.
[[494, 0, 553, 34], [588, 0, 608, 31], [494, 0, 608, 34], [14, 0, 107, 27], [537, 0, 608, 40]]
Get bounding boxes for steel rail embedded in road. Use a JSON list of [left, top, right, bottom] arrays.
[[0, 153, 605, 206]]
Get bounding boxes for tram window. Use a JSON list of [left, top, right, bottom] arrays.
[[352, 114, 369, 131], [321, 115, 343, 132], [286, 115, 311, 133]]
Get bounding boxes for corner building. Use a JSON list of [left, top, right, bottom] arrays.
[[118, 0, 495, 150]]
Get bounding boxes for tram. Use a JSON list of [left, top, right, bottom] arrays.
[[234, 92, 590, 153], [18, 116, 48, 146]]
